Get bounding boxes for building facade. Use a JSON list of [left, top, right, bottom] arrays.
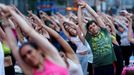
[[0, 0, 133, 14]]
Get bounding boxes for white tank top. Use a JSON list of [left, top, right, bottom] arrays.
[[0, 42, 5, 75], [70, 36, 88, 53], [67, 59, 83, 75]]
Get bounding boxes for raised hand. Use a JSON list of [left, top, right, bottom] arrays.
[[0, 4, 9, 12], [0, 4, 12, 19], [78, 1, 87, 8]]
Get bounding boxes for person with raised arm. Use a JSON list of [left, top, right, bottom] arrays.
[[42, 24, 83, 75], [0, 4, 69, 75], [26, 11, 83, 75], [58, 13, 92, 75], [77, 1, 116, 75]]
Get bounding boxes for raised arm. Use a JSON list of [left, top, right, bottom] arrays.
[[79, 2, 105, 28], [2, 19, 32, 75], [1, 6, 66, 67], [78, 6, 87, 36], [28, 14, 50, 39], [28, 11, 43, 27], [58, 17, 72, 40], [43, 25, 79, 64], [0, 27, 6, 40], [128, 17, 134, 43], [65, 20, 86, 44], [39, 11, 58, 27], [10, 19, 25, 44], [106, 15, 116, 35], [101, 13, 116, 35]]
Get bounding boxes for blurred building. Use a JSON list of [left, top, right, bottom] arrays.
[[0, 0, 133, 15], [106, 0, 134, 13]]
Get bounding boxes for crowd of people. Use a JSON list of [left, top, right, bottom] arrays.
[[0, 0, 134, 75]]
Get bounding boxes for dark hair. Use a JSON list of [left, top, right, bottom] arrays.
[[63, 22, 70, 26], [115, 25, 118, 30], [19, 42, 39, 55], [58, 45, 64, 52], [86, 20, 97, 30]]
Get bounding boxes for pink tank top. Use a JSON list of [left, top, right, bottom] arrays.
[[33, 58, 69, 75]]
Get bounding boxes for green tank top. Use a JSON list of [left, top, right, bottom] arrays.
[[2, 41, 11, 54]]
